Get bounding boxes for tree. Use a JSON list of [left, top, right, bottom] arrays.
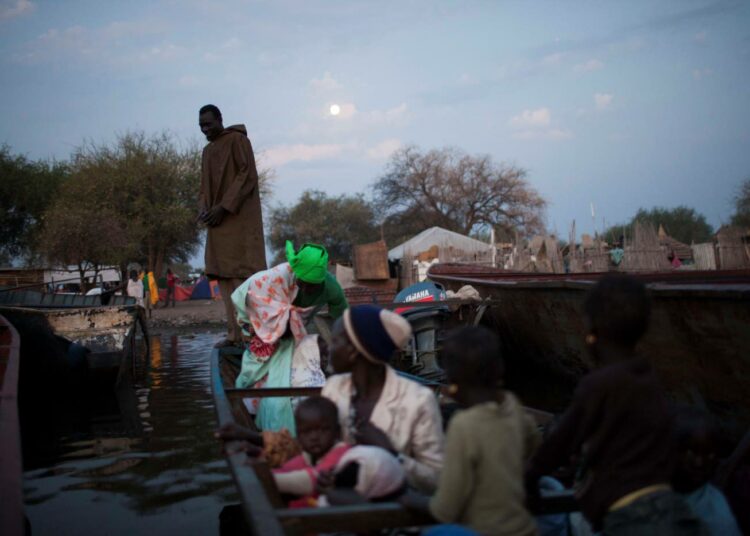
[[372, 146, 547, 245], [0, 145, 68, 264], [39, 132, 202, 279], [605, 206, 713, 245], [255, 154, 276, 210], [268, 190, 379, 264], [731, 178, 750, 229], [39, 204, 127, 289]]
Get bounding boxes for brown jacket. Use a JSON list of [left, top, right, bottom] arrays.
[[527, 357, 673, 529], [200, 124, 267, 279]]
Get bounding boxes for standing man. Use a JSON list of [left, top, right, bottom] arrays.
[[198, 104, 267, 347]]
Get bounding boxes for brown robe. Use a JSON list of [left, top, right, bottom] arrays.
[[199, 124, 267, 279]]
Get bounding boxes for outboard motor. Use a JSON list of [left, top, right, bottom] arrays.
[[394, 282, 450, 381]]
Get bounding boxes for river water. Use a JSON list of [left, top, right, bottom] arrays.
[[22, 331, 237, 536]]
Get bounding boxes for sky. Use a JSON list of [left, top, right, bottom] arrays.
[[1, 0, 749, 266]]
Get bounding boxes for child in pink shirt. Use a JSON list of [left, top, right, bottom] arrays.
[[273, 396, 351, 507], [273, 396, 406, 507]]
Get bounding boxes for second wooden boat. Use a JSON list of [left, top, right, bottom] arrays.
[[428, 264, 750, 441]]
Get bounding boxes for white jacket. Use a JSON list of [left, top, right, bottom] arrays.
[[322, 365, 444, 493]]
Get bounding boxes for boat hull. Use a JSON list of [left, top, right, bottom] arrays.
[[0, 315, 24, 536], [428, 265, 750, 440], [0, 305, 136, 371]]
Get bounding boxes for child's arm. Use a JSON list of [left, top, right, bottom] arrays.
[[526, 378, 601, 487], [274, 469, 315, 496]]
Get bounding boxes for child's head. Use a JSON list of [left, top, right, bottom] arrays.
[[583, 274, 651, 359], [295, 396, 341, 460], [672, 407, 718, 492], [442, 326, 504, 406]]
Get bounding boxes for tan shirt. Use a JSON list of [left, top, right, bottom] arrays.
[[429, 394, 540, 536], [321, 365, 444, 493]]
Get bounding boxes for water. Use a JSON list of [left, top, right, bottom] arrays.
[[22, 331, 238, 536]]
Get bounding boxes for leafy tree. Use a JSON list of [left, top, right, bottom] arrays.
[[0, 145, 68, 264], [731, 178, 750, 229], [373, 146, 547, 245], [605, 206, 713, 245], [39, 203, 127, 289], [268, 190, 379, 264], [40, 131, 202, 278]]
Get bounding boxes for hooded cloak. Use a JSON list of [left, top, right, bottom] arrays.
[[200, 124, 267, 279]]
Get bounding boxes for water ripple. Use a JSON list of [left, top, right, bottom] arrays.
[[23, 330, 235, 536]]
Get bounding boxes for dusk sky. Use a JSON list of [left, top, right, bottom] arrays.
[[2, 0, 749, 264]]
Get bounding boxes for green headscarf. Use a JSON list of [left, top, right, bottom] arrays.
[[285, 240, 329, 284]]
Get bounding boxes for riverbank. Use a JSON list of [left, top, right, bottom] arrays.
[[147, 299, 227, 331]]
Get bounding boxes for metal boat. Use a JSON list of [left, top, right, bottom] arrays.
[[0, 289, 138, 385], [427, 264, 750, 441]]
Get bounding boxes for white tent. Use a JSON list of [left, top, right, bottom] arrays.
[[388, 226, 491, 261], [45, 266, 121, 284]]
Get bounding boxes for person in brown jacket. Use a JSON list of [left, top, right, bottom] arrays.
[[198, 104, 267, 347], [525, 274, 706, 535]]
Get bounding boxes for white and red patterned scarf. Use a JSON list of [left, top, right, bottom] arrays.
[[243, 263, 308, 352]]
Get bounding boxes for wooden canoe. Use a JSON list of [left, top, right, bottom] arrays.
[[0, 314, 24, 536], [211, 346, 577, 535], [428, 264, 750, 442], [0, 289, 139, 389]]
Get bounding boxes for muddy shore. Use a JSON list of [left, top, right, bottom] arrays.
[[146, 299, 228, 333]]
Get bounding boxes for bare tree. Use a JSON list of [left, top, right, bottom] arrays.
[[731, 178, 750, 229], [373, 146, 546, 244]]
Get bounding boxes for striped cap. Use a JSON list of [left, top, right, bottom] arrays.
[[342, 305, 412, 364]]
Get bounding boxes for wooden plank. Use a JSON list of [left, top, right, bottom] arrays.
[[531, 490, 578, 515], [276, 492, 578, 533], [210, 350, 286, 536], [225, 386, 322, 398], [353, 240, 390, 280], [277, 503, 434, 533]]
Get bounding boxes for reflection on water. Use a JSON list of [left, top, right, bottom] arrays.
[[23, 331, 238, 535]]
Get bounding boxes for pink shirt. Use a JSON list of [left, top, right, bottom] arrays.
[[273, 442, 351, 507]]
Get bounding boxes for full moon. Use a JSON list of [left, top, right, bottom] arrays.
[[329, 104, 341, 116]]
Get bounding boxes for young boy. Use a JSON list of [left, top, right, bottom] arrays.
[[273, 396, 405, 507], [525, 274, 706, 535], [672, 407, 741, 536], [401, 326, 541, 536], [273, 396, 351, 506]]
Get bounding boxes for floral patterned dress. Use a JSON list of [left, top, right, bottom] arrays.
[[230, 263, 325, 433]]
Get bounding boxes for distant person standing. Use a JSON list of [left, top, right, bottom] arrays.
[[127, 269, 150, 348], [127, 270, 145, 307], [166, 268, 177, 308], [198, 104, 267, 347], [141, 270, 153, 318]]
